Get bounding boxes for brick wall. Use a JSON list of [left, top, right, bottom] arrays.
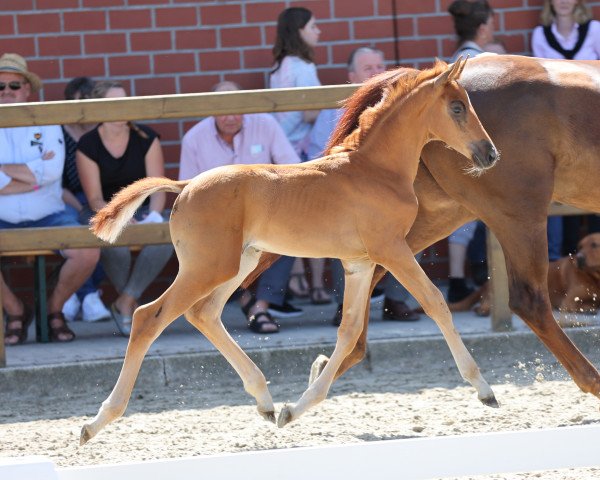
[[3, 0, 600, 299]]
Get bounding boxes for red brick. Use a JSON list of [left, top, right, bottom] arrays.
[[156, 7, 198, 27], [246, 2, 286, 23], [504, 9, 540, 30], [333, 0, 373, 18], [154, 53, 195, 74], [319, 21, 350, 42], [499, 34, 527, 55], [373, 41, 403, 65], [128, 0, 164, 5], [85, 33, 126, 54], [379, 0, 436, 15], [17, 13, 60, 34], [131, 31, 172, 52], [290, 0, 331, 20], [28, 59, 60, 80], [38, 35, 81, 56], [161, 145, 181, 167], [331, 43, 365, 66], [134, 76, 177, 96], [354, 19, 394, 39], [0, 15, 14, 35], [200, 4, 241, 25], [220, 26, 261, 47], [64, 11, 107, 31], [395, 17, 414, 37], [199, 50, 240, 71], [109, 55, 151, 76], [63, 57, 106, 78], [43, 81, 68, 101], [418, 15, 453, 36], [109, 9, 151, 29], [179, 74, 221, 93], [319, 66, 347, 86], [175, 29, 216, 50], [225, 71, 265, 90], [0, 0, 33, 10], [490, 0, 527, 7], [397, 39, 438, 60], [37, 0, 79, 8], [83, 0, 124, 6], [243, 48, 272, 69], [0, 37, 36, 57], [150, 121, 180, 142]]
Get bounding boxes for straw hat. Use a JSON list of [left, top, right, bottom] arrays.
[[0, 53, 42, 93]]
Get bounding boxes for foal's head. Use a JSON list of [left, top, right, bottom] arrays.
[[423, 58, 498, 174]]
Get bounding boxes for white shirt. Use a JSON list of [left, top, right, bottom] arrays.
[[0, 125, 65, 223], [532, 20, 600, 60], [269, 55, 320, 153], [178, 113, 300, 180]]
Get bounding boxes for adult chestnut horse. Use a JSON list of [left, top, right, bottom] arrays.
[[251, 54, 600, 406], [80, 59, 498, 443]]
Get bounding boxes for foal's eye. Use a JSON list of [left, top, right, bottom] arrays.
[[450, 101, 465, 116]]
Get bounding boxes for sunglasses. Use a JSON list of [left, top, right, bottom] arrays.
[[0, 81, 25, 91]]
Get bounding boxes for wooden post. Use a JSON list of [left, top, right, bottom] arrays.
[[486, 230, 513, 332]]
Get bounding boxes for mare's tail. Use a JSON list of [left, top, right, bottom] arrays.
[[91, 177, 189, 243]]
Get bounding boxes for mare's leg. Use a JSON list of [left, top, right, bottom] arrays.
[[491, 218, 600, 399], [184, 248, 275, 422], [278, 259, 375, 427], [375, 238, 497, 406]]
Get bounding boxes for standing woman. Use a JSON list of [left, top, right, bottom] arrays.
[[76, 81, 173, 336], [269, 7, 331, 305], [532, 0, 600, 258], [445, 0, 496, 303]]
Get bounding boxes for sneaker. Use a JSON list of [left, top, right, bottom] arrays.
[[267, 301, 303, 319], [82, 290, 111, 322], [62, 293, 81, 322], [370, 287, 385, 304]]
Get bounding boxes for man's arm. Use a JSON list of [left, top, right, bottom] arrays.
[[0, 177, 38, 195]]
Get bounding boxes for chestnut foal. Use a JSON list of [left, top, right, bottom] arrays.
[[80, 58, 498, 444]]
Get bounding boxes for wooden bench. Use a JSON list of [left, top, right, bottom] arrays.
[[0, 223, 171, 367]]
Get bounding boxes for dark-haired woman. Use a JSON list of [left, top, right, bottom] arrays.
[[76, 81, 173, 336]]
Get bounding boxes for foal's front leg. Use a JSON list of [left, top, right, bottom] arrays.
[[278, 259, 375, 427], [375, 239, 498, 407]]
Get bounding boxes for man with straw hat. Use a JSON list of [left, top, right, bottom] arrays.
[[0, 53, 100, 345]]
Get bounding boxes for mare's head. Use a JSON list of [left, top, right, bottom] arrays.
[[424, 57, 498, 173]]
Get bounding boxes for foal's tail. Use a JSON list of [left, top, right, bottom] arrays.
[[91, 177, 189, 243]]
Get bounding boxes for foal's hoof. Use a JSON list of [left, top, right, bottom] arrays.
[[277, 404, 293, 428], [308, 354, 329, 386], [258, 409, 276, 424], [80, 424, 94, 446], [480, 394, 500, 408]]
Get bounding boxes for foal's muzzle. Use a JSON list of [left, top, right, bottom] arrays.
[[470, 140, 498, 170]]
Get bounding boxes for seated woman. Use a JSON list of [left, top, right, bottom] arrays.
[[76, 80, 173, 336]]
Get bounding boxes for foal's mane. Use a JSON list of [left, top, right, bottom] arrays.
[[328, 60, 448, 155]]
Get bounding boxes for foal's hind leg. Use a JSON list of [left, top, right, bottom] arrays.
[[80, 272, 222, 445], [184, 248, 275, 422], [279, 259, 375, 427], [376, 239, 498, 407]]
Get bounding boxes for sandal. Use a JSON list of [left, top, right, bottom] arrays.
[[48, 312, 76, 342], [288, 273, 310, 298], [4, 306, 33, 346], [240, 291, 256, 317], [310, 287, 332, 305], [247, 311, 279, 334]]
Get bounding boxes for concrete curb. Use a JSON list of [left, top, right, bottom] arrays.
[[2, 328, 599, 398]]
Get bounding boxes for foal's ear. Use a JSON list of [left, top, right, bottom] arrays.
[[434, 56, 468, 88]]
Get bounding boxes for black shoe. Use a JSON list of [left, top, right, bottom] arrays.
[[447, 278, 474, 303], [370, 287, 385, 304], [382, 298, 419, 321], [331, 304, 343, 327], [268, 301, 303, 319]]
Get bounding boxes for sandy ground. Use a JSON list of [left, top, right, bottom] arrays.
[[1, 353, 599, 479]]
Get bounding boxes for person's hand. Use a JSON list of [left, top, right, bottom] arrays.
[[42, 150, 55, 160]]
